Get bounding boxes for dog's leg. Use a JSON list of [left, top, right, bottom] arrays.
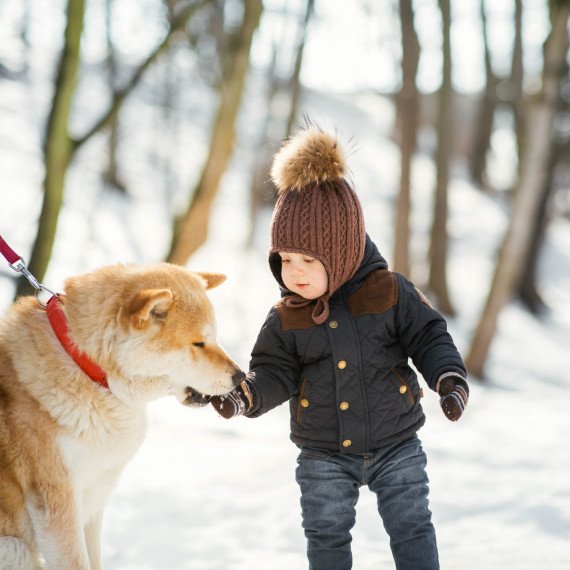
[[0, 474, 39, 570], [27, 496, 91, 570], [0, 537, 35, 570], [84, 510, 103, 570]]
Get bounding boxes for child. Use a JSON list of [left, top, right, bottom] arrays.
[[210, 126, 469, 570]]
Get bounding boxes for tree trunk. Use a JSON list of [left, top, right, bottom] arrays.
[[428, 0, 454, 315], [247, 0, 314, 248], [466, 3, 570, 377], [518, 142, 560, 313], [167, 0, 263, 265], [14, 1, 203, 297], [15, 0, 85, 298], [102, 0, 126, 193], [511, 0, 525, 158], [517, 25, 568, 313], [245, 46, 280, 249], [393, 0, 420, 278], [469, 0, 498, 189], [285, 0, 315, 138]]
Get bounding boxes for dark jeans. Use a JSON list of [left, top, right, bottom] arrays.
[[295, 434, 439, 570]]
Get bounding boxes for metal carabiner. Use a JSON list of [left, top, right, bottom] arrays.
[[9, 258, 57, 307]]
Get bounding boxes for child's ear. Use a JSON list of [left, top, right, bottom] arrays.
[[127, 289, 173, 329], [196, 272, 227, 290]]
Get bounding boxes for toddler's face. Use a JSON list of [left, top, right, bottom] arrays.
[[279, 252, 328, 300]]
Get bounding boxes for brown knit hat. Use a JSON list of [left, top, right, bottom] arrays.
[[269, 126, 366, 324]]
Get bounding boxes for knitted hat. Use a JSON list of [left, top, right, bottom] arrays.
[[269, 126, 366, 324]]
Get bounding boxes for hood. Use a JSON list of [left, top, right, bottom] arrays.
[[270, 234, 388, 300], [335, 234, 388, 299]]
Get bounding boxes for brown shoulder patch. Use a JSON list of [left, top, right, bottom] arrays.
[[275, 299, 316, 331], [348, 270, 398, 316]]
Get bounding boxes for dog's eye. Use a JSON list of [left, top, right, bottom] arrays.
[[192, 342, 205, 348]]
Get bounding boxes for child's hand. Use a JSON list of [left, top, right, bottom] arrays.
[[438, 376, 469, 421], [210, 377, 255, 419]]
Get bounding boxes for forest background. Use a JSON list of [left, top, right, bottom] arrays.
[[0, 0, 569, 568]]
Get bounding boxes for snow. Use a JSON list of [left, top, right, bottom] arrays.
[[1, 0, 570, 567]]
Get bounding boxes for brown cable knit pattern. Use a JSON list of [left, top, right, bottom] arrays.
[[269, 127, 366, 324]]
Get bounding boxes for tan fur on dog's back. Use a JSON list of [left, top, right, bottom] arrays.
[[0, 263, 243, 569]]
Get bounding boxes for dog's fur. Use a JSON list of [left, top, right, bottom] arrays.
[[0, 263, 244, 569]]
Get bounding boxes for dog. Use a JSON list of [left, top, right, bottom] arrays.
[[0, 262, 244, 569]]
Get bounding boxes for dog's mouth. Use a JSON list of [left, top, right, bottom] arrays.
[[183, 387, 212, 407]]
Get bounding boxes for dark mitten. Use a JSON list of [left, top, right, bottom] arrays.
[[210, 377, 255, 419], [438, 375, 469, 422]]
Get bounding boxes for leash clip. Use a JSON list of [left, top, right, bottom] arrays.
[[9, 258, 57, 307], [9, 258, 41, 290]]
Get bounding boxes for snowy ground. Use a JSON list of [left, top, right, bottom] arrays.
[[98, 219, 570, 570], [1, 52, 570, 570]]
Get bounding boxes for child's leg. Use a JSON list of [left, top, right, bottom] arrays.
[[368, 435, 439, 570], [295, 448, 360, 570]]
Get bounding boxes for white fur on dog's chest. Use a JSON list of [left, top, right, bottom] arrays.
[[58, 406, 146, 520]]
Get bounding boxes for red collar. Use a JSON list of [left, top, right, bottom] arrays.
[[46, 295, 109, 390]]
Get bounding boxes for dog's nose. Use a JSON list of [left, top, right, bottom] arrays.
[[231, 369, 246, 387]]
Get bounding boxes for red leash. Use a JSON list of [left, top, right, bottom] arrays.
[[1, 234, 109, 390]]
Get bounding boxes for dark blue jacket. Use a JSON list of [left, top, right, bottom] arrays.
[[247, 236, 466, 453]]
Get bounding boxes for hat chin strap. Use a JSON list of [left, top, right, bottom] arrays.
[[284, 294, 330, 325], [311, 297, 330, 325]]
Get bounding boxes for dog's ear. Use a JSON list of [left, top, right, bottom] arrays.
[[196, 272, 226, 290], [128, 289, 173, 329]]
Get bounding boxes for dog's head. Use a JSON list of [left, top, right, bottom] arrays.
[[63, 263, 245, 407]]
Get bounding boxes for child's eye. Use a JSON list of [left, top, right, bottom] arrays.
[[303, 258, 315, 263], [281, 258, 290, 263]]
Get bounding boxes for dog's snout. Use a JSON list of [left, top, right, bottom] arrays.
[[232, 369, 246, 387]]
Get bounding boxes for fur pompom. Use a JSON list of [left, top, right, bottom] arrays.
[[271, 127, 347, 192]]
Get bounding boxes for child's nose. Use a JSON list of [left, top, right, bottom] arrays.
[[292, 264, 303, 276]]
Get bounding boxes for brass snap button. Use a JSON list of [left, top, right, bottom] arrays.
[[339, 402, 349, 411], [338, 360, 347, 369], [329, 320, 338, 329], [342, 439, 352, 448], [300, 399, 309, 408], [399, 385, 407, 394]]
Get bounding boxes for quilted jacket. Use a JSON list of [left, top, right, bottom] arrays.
[[247, 236, 467, 453]]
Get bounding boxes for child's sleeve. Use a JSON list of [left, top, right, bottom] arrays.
[[394, 273, 467, 392], [246, 307, 301, 417]]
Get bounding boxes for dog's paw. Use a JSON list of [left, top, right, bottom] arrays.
[[183, 387, 212, 407]]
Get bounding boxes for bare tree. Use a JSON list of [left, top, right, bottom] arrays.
[[517, 34, 569, 312], [510, 0, 525, 157], [245, 45, 280, 249], [285, 0, 315, 138], [428, 0, 454, 315], [469, 0, 498, 189], [15, 0, 206, 297], [246, 0, 315, 248], [102, 0, 126, 193], [517, 141, 560, 313], [466, 2, 570, 377], [15, 0, 85, 298], [167, 0, 264, 265], [393, 0, 420, 278]]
